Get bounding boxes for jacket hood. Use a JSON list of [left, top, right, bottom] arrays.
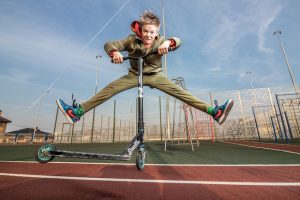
[[131, 21, 142, 38]]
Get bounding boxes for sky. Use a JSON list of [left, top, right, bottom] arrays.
[[0, 0, 299, 132]]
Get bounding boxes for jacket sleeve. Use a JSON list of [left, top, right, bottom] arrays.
[[168, 37, 181, 50], [104, 35, 134, 57]]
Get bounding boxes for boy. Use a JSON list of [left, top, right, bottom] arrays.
[[57, 11, 233, 126]]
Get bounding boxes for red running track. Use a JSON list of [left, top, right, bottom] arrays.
[[0, 161, 300, 200]]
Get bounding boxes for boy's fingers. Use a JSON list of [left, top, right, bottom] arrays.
[[113, 57, 123, 64], [158, 47, 168, 54]]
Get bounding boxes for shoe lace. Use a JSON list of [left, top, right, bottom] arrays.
[[214, 99, 218, 107], [213, 99, 222, 119], [71, 93, 78, 108]]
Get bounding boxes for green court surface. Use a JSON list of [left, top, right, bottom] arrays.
[[0, 141, 299, 164]]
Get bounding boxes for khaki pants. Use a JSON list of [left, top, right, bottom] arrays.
[[81, 72, 210, 113]]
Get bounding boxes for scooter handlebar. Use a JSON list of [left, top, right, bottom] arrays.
[[111, 47, 173, 63]]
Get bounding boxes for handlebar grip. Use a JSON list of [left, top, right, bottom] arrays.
[[152, 47, 173, 54], [110, 56, 133, 63]]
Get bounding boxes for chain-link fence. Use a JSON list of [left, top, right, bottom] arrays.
[[54, 113, 137, 143], [52, 86, 299, 144], [210, 87, 299, 142], [274, 93, 300, 141]]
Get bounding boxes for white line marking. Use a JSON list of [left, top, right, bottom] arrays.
[[1, 160, 300, 167], [0, 173, 299, 186], [221, 141, 300, 155], [250, 141, 294, 146]]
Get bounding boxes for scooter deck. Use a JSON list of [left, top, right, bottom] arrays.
[[49, 150, 131, 161]]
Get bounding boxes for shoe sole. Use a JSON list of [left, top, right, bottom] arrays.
[[56, 99, 75, 124], [218, 99, 234, 125]]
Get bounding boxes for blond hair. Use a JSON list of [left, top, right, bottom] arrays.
[[139, 10, 160, 28]]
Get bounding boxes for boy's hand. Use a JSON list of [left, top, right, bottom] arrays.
[[158, 40, 171, 55], [112, 51, 124, 64]]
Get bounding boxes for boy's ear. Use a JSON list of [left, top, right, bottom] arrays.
[[156, 26, 160, 36]]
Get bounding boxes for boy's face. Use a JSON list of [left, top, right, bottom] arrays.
[[141, 24, 159, 46]]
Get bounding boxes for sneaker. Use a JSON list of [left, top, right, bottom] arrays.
[[56, 99, 83, 124], [209, 99, 234, 125]]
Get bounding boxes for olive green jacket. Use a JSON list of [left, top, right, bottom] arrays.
[[104, 34, 181, 74]]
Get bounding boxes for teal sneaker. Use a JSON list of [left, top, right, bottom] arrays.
[[56, 99, 84, 124], [208, 99, 234, 125]]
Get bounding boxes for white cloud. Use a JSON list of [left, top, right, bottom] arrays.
[[257, 5, 283, 53], [201, 15, 239, 62], [0, 68, 34, 83], [200, 1, 283, 63]]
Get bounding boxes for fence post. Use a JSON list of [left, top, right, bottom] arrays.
[[107, 117, 110, 143], [237, 90, 247, 139], [68, 124, 72, 143], [159, 96, 163, 141], [60, 123, 64, 143], [128, 122, 131, 141], [90, 108, 96, 143], [112, 100, 116, 143], [275, 94, 289, 143], [52, 106, 59, 143], [81, 115, 85, 143], [268, 88, 275, 110], [252, 107, 261, 141], [119, 120, 122, 142], [171, 98, 176, 143], [274, 106, 283, 140], [99, 115, 103, 143], [270, 117, 278, 143], [284, 111, 293, 141], [70, 124, 74, 143], [209, 92, 216, 142]]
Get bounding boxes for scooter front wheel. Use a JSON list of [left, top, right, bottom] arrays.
[[136, 148, 146, 171], [34, 143, 56, 163]]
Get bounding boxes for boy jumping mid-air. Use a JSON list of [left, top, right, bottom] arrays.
[[57, 11, 234, 126]]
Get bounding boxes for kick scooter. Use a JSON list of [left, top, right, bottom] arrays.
[[34, 49, 170, 171]]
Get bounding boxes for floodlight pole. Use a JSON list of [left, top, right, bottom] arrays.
[[273, 30, 299, 94], [32, 100, 42, 143], [161, 0, 171, 151], [91, 55, 102, 143], [32, 90, 50, 143], [246, 71, 254, 90], [246, 71, 258, 105]]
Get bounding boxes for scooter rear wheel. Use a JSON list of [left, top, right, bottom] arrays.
[[34, 143, 56, 163]]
